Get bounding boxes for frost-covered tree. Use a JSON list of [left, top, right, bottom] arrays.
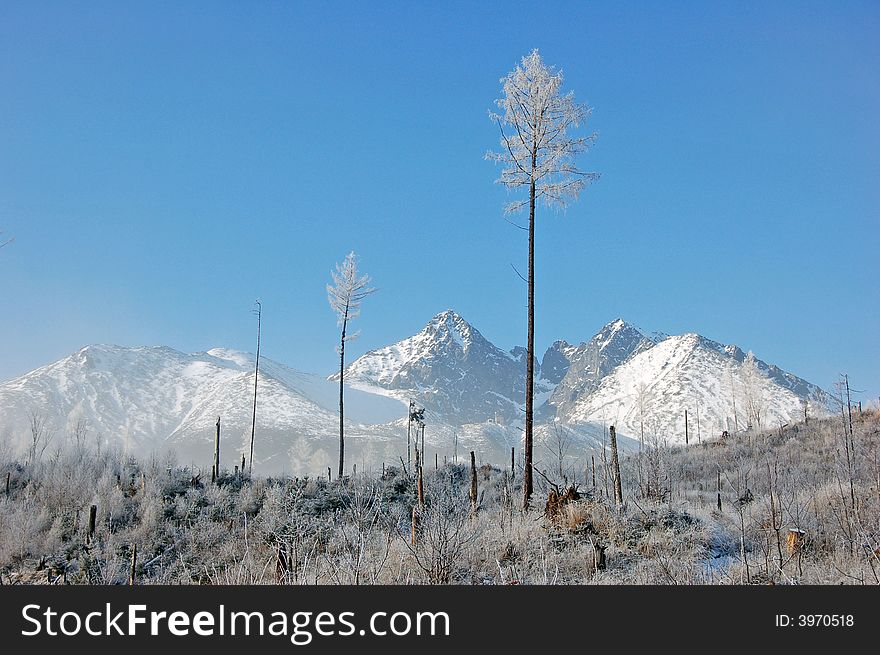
[[327, 251, 376, 479], [740, 351, 765, 429], [487, 49, 598, 509]]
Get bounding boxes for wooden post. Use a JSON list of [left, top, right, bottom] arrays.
[[327, 467, 331, 482], [234, 465, 239, 476], [417, 465, 424, 509], [140, 471, 146, 494], [685, 410, 689, 446], [129, 543, 137, 585], [87, 504, 97, 543], [510, 446, 515, 479], [594, 542, 606, 571], [716, 471, 722, 512], [591, 455, 596, 489], [411, 505, 419, 546], [435, 452, 438, 471], [5, 471, 9, 497], [211, 465, 216, 484], [353, 464, 357, 477], [469, 451, 478, 514], [213, 416, 221, 483], [382, 462, 385, 477], [406, 400, 415, 464], [241, 454, 246, 474], [609, 426, 623, 506]]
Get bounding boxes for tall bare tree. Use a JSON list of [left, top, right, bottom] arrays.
[[487, 49, 598, 508], [248, 300, 262, 476], [327, 251, 376, 479]]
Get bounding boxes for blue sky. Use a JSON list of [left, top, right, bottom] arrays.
[[1, 1, 878, 402]]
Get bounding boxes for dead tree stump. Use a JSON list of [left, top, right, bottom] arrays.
[[129, 543, 137, 585], [786, 529, 806, 556], [470, 451, 478, 515], [609, 426, 623, 506], [411, 505, 419, 546], [594, 542, 607, 571], [87, 504, 97, 543]]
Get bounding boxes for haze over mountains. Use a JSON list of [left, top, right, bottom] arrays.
[[0, 310, 826, 475]]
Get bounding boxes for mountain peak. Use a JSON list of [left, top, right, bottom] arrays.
[[422, 310, 481, 353]]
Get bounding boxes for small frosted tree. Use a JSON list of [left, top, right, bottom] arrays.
[[487, 49, 599, 509], [327, 251, 376, 479]]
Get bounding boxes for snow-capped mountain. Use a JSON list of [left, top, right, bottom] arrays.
[[0, 345, 405, 475], [560, 332, 824, 443], [343, 311, 826, 445], [0, 310, 827, 478], [338, 309, 551, 424], [538, 318, 658, 420]]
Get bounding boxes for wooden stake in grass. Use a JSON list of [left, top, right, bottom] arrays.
[[786, 528, 805, 557], [609, 426, 623, 506], [594, 542, 607, 571], [411, 505, 419, 546], [510, 447, 515, 479], [470, 451, 478, 515], [87, 504, 97, 543], [129, 543, 137, 586], [5, 471, 9, 497], [685, 409, 689, 446], [716, 470, 722, 512], [213, 416, 221, 484], [417, 465, 425, 509], [591, 455, 596, 489]]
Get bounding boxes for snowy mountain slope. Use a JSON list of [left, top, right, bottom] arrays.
[[562, 333, 824, 444], [539, 319, 658, 419], [343, 312, 826, 449], [0, 345, 403, 474], [339, 310, 552, 424], [0, 311, 827, 477]]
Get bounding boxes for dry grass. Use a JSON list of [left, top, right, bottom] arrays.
[[0, 411, 877, 585]]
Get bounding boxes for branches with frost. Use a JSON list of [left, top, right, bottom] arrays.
[[486, 49, 599, 213], [327, 251, 376, 343]]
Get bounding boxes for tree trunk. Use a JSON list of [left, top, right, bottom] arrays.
[[338, 308, 348, 480], [249, 303, 261, 477], [407, 400, 412, 467], [214, 416, 221, 484], [129, 543, 137, 586], [87, 504, 97, 543], [685, 409, 689, 445], [609, 425, 623, 506], [523, 145, 537, 510], [470, 451, 478, 514]]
